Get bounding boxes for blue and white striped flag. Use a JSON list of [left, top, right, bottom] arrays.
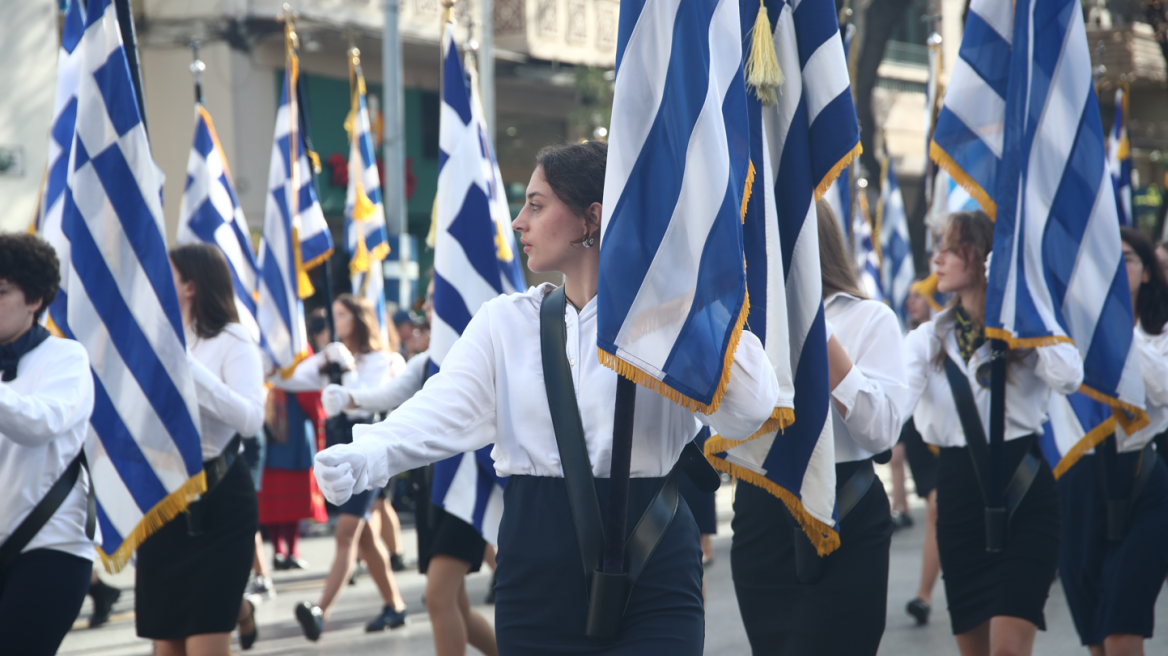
[[930, 0, 1009, 218], [177, 106, 260, 343], [256, 33, 334, 377], [39, 0, 85, 336], [55, 0, 205, 570], [597, 0, 752, 413], [879, 157, 913, 325], [854, 189, 884, 302], [949, 0, 1148, 474], [343, 52, 390, 343], [1108, 86, 1132, 227], [707, 0, 862, 556], [429, 26, 522, 545]]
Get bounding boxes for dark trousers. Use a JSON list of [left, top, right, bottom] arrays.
[[0, 548, 93, 655]]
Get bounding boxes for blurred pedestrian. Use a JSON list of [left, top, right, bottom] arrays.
[[0, 234, 97, 656]]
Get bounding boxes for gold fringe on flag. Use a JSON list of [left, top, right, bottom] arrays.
[[704, 407, 795, 453], [909, 274, 944, 312], [929, 141, 996, 219], [97, 471, 208, 573], [745, 0, 783, 106], [1051, 416, 1117, 480], [814, 142, 862, 202], [703, 442, 841, 556]]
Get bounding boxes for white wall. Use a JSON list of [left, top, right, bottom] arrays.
[[0, 0, 59, 233]]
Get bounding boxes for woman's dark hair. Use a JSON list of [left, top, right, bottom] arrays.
[[0, 233, 60, 321], [335, 293, 383, 354], [535, 141, 608, 238], [815, 199, 866, 299], [169, 243, 239, 339], [1121, 227, 1168, 335], [938, 210, 994, 317]]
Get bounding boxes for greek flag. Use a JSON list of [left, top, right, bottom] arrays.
[[707, 0, 862, 556], [429, 26, 523, 545], [256, 38, 334, 376], [177, 106, 260, 343], [55, 0, 205, 570], [929, 0, 1010, 218], [343, 53, 390, 341], [39, 0, 85, 335], [1108, 86, 1132, 227], [947, 0, 1148, 473], [854, 189, 884, 302], [597, 0, 752, 413], [879, 157, 913, 325]]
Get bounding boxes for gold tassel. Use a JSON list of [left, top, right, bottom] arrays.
[[350, 236, 370, 276], [745, 0, 783, 106], [291, 226, 316, 299]]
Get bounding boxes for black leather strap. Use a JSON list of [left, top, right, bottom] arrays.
[[540, 287, 605, 584], [0, 450, 93, 582], [624, 473, 678, 595], [1096, 437, 1157, 540], [837, 459, 876, 521], [943, 355, 1037, 547]]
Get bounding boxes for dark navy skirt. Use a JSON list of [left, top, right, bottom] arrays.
[[1059, 452, 1168, 645], [495, 475, 704, 655], [677, 469, 717, 535]]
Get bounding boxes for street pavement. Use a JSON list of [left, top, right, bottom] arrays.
[[59, 467, 1168, 655]]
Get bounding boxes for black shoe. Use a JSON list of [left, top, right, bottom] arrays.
[[364, 605, 407, 632], [239, 596, 258, 649], [390, 553, 408, 572], [284, 556, 309, 570], [273, 553, 287, 571], [892, 512, 915, 531], [906, 598, 931, 626], [484, 571, 497, 604], [89, 580, 121, 628], [295, 602, 324, 641], [348, 562, 367, 586]]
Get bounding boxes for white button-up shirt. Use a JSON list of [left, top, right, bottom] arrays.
[[1116, 323, 1168, 452], [187, 323, 264, 460], [0, 337, 97, 561], [348, 284, 779, 482], [904, 307, 1084, 448], [825, 293, 909, 462], [280, 348, 407, 420]]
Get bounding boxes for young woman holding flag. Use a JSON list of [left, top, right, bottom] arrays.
[[277, 294, 409, 641], [1057, 227, 1168, 656], [732, 201, 908, 656], [903, 211, 1083, 656], [136, 243, 264, 656], [313, 140, 780, 654]]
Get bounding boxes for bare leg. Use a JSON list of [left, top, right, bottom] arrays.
[[457, 573, 498, 656], [483, 544, 497, 571], [183, 633, 233, 656], [1089, 646, 1107, 656], [987, 615, 1038, 656], [154, 640, 186, 656], [890, 443, 909, 515], [358, 519, 406, 610], [426, 555, 475, 656], [955, 620, 991, 656], [1101, 634, 1145, 656], [252, 531, 270, 577], [915, 490, 940, 604], [318, 514, 364, 617], [375, 498, 404, 557]]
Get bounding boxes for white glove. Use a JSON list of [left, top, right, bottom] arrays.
[[323, 342, 356, 371], [321, 384, 352, 418], [314, 444, 371, 506]]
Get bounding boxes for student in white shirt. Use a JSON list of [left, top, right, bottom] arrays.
[[731, 200, 908, 656], [903, 211, 1083, 656], [314, 140, 780, 654], [0, 234, 96, 656], [279, 294, 409, 641], [1057, 227, 1168, 656], [323, 279, 499, 656], [135, 244, 264, 655]]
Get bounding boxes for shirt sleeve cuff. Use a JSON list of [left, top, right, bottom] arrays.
[[830, 364, 865, 420]]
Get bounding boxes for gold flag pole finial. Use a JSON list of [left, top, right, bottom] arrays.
[[440, 0, 457, 28]]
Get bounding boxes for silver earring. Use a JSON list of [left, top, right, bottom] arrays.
[[583, 235, 595, 248]]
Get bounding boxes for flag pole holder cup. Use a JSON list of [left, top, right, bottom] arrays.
[[586, 569, 627, 642]]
